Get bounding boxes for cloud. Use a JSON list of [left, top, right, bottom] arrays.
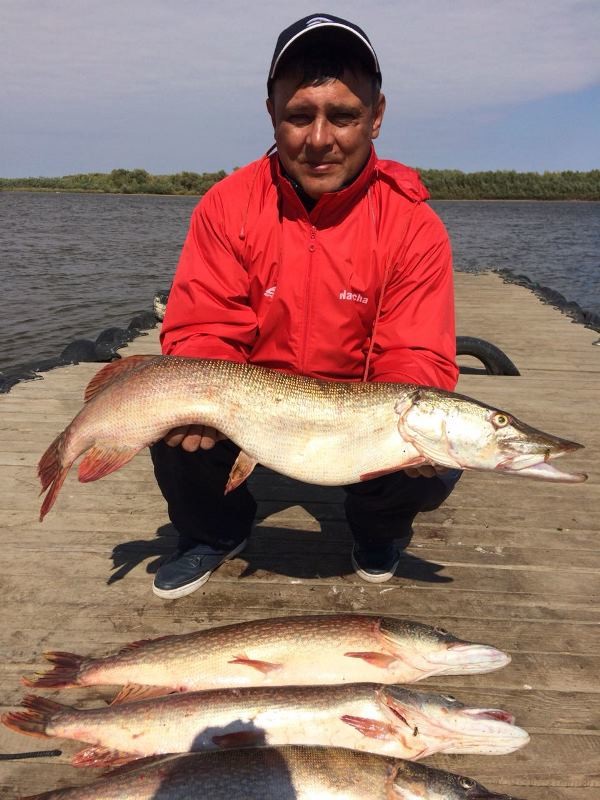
[[3, 1, 599, 109], [1, 1, 599, 174]]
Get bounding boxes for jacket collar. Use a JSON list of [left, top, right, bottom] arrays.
[[271, 146, 378, 224]]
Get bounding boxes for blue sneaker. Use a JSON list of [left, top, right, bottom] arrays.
[[153, 539, 247, 599], [351, 543, 400, 584]]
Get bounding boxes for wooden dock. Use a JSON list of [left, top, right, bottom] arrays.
[[0, 272, 597, 798]]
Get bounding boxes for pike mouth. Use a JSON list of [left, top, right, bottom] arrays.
[[424, 644, 511, 674], [497, 447, 587, 483], [385, 700, 528, 756], [445, 708, 530, 753]]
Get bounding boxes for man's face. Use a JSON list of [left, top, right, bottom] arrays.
[[267, 69, 385, 200]]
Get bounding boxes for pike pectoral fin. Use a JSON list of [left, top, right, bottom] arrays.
[[344, 651, 397, 669], [228, 654, 282, 674], [72, 746, 140, 768], [225, 451, 258, 494], [341, 715, 394, 740], [360, 456, 427, 481], [212, 730, 265, 748], [78, 444, 140, 482], [110, 684, 175, 705]]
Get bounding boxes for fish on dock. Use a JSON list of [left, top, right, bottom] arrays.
[[37, 354, 586, 520], [22, 614, 511, 698], [2, 684, 529, 767], [17, 746, 523, 799]]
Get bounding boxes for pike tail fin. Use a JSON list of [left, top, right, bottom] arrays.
[[38, 433, 73, 521], [22, 651, 86, 689], [2, 695, 69, 738]]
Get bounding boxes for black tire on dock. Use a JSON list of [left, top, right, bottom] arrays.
[[456, 336, 520, 376]]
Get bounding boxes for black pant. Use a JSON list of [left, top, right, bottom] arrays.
[[150, 440, 461, 551]]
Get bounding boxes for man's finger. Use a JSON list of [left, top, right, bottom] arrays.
[[181, 430, 206, 452], [199, 427, 219, 450], [164, 426, 190, 448]]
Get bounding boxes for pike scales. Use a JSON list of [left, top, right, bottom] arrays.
[[2, 683, 529, 767], [22, 615, 510, 695], [11, 746, 524, 799], [38, 355, 586, 519]]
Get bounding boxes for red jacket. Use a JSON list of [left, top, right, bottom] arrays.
[[161, 148, 458, 390]]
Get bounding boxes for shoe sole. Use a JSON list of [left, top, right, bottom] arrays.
[[351, 550, 399, 584], [152, 539, 248, 600]]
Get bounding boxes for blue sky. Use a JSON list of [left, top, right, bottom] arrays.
[[2, 0, 599, 177]]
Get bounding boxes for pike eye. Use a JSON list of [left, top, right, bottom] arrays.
[[434, 626, 448, 635], [492, 413, 511, 428], [459, 777, 476, 790], [442, 694, 456, 702]]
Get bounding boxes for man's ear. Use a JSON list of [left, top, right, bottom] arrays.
[[266, 97, 276, 130], [371, 92, 386, 140]]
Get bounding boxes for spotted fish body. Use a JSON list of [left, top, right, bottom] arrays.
[[23, 615, 510, 696], [3, 683, 529, 768], [38, 355, 586, 519], [18, 746, 523, 800]]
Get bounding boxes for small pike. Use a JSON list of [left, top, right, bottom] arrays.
[[17, 746, 524, 799], [22, 615, 510, 698], [37, 355, 586, 520], [2, 684, 528, 768]]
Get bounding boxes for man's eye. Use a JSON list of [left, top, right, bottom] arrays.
[[333, 114, 354, 125], [287, 115, 311, 125]]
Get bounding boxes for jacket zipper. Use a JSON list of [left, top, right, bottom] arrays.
[[300, 222, 318, 374]]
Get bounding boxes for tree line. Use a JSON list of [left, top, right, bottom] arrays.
[[0, 169, 226, 196], [418, 168, 600, 200], [1, 167, 599, 200]]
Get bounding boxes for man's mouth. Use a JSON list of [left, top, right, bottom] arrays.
[[304, 161, 338, 171]]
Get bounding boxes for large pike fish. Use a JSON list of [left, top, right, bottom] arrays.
[[38, 355, 586, 519], [18, 746, 523, 799], [3, 684, 528, 768], [22, 615, 510, 698]]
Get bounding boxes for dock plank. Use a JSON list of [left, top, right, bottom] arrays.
[[0, 272, 597, 797]]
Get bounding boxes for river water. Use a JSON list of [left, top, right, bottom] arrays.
[[1, 192, 598, 373]]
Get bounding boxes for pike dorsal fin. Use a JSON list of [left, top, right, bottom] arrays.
[[83, 355, 158, 402], [110, 684, 176, 705], [117, 634, 176, 653]]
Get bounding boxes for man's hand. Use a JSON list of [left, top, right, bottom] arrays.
[[164, 425, 226, 452], [404, 465, 450, 478]]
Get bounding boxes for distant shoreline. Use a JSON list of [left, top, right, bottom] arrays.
[[2, 188, 598, 203], [1, 166, 599, 201]]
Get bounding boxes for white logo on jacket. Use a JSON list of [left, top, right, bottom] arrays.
[[264, 285, 277, 298], [339, 289, 368, 305]]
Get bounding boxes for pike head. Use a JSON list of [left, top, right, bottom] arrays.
[[379, 686, 529, 756], [392, 760, 523, 799], [395, 388, 587, 483]]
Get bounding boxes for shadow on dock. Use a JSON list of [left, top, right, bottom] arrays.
[[109, 473, 452, 586]]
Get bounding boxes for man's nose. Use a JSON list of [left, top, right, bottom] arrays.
[[306, 117, 334, 149]]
